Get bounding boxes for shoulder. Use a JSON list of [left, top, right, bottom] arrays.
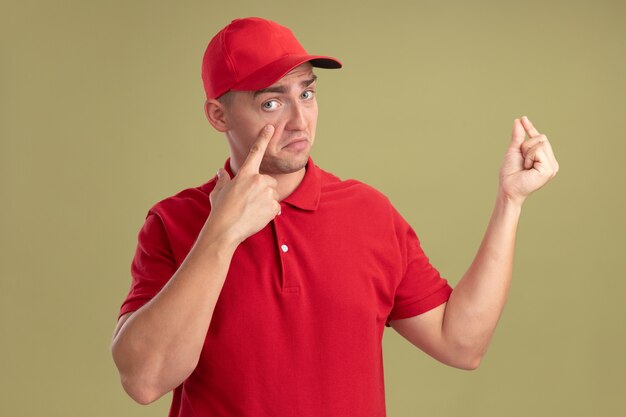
[[136, 178, 217, 262], [315, 164, 415, 237], [316, 165, 395, 215], [147, 177, 217, 222]]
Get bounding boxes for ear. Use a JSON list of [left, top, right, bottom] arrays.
[[204, 99, 228, 132]]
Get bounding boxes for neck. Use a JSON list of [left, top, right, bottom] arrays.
[[270, 168, 307, 201]]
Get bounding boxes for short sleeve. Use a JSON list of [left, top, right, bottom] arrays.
[[385, 209, 453, 327], [119, 212, 177, 319]]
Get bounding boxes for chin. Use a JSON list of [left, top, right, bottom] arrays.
[[261, 154, 309, 175]]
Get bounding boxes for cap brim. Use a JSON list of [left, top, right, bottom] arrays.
[[230, 54, 342, 92]]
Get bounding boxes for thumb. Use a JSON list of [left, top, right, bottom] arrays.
[[508, 118, 526, 151], [213, 168, 231, 192]]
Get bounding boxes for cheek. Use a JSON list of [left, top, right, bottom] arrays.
[[255, 110, 283, 126], [257, 110, 286, 128], [232, 112, 276, 139], [255, 111, 289, 144], [309, 106, 318, 126]]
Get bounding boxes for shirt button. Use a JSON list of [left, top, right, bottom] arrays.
[[281, 244, 289, 253]]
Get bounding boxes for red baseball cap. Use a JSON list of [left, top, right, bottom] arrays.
[[201, 17, 342, 99]]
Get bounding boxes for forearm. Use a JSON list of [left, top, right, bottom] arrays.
[[111, 221, 238, 404], [442, 192, 523, 363], [397, 117, 557, 370]]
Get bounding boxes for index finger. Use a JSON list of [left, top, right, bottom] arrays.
[[508, 118, 525, 151], [520, 115, 541, 138], [239, 125, 275, 174]]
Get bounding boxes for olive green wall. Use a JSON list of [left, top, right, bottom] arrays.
[[1, 0, 624, 416]]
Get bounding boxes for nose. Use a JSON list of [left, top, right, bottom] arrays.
[[284, 101, 307, 131]]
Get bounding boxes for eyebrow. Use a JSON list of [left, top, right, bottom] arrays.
[[253, 75, 318, 97]]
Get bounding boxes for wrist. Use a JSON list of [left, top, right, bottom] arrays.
[[495, 191, 524, 217], [197, 219, 241, 256]]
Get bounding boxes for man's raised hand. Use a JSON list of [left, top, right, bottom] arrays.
[[499, 116, 559, 205], [207, 125, 281, 245]]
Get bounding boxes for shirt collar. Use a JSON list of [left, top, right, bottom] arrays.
[[282, 157, 321, 211], [222, 156, 321, 211]]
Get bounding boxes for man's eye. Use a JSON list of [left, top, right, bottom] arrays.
[[301, 90, 315, 100], [262, 100, 279, 110]]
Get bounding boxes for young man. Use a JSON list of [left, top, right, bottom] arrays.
[[112, 17, 559, 417]]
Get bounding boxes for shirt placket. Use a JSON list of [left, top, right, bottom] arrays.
[[272, 204, 300, 295]]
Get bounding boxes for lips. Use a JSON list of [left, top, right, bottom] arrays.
[[282, 138, 309, 150]]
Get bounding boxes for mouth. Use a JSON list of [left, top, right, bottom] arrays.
[[282, 137, 309, 151]]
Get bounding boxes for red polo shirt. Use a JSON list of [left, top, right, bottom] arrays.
[[120, 157, 452, 417]]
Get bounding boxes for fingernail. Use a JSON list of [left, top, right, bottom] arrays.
[[264, 125, 274, 133], [522, 115, 528, 121], [216, 169, 221, 178]]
